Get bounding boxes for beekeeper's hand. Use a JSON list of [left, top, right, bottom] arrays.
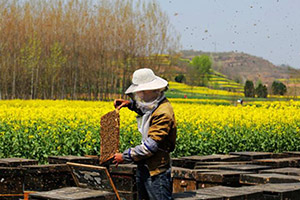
[[113, 153, 124, 167], [114, 99, 130, 110]]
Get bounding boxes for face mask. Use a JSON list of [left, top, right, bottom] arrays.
[[134, 92, 163, 113]]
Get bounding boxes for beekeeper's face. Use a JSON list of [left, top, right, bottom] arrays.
[[135, 90, 159, 103]]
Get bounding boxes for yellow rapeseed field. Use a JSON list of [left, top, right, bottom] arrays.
[[0, 99, 300, 162]]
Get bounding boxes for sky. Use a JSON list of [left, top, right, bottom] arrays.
[[157, 0, 300, 69]]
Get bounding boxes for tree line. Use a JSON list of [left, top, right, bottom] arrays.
[[0, 0, 180, 100], [244, 80, 287, 98]]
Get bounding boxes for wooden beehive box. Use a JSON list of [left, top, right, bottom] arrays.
[[29, 162, 120, 200], [172, 167, 199, 193], [22, 164, 75, 191], [171, 167, 250, 193], [0, 167, 24, 196], [109, 164, 137, 200]]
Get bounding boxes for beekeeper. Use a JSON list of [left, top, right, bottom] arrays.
[[113, 68, 176, 200]]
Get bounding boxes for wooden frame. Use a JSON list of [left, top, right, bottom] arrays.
[[100, 109, 120, 165], [67, 162, 120, 200]]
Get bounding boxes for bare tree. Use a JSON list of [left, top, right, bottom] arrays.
[[0, 0, 180, 100]]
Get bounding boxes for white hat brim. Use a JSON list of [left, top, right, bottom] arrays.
[[125, 76, 168, 94]]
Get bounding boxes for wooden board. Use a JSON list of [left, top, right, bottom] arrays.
[[100, 110, 120, 165], [194, 161, 253, 167], [48, 155, 98, 165], [240, 173, 300, 185], [198, 186, 263, 200], [284, 151, 300, 157], [229, 151, 273, 160], [182, 154, 241, 162], [259, 167, 300, 176], [0, 157, 38, 167], [251, 183, 300, 200], [197, 170, 250, 184], [173, 154, 241, 169], [173, 190, 223, 200], [174, 186, 263, 200], [29, 187, 116, 200], [67, 162, 120, 200], [253, 157, 300, 168], [195, 164, 271, 172]]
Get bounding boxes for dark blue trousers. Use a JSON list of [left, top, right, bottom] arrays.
[[136, 164, 173, 200]]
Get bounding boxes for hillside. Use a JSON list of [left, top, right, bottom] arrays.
[[180, 50, 300, 87]]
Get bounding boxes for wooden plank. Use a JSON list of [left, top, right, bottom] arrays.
[[229, 151, 273, 160], [29, 187, 116, 200], [0, 157, 38, 167], [118, 191, 137, 200], [182, 154, 241, 162], [197, 170, 250, 184], [67, 162, 120, 200], [253, 157, 300, 168], [48, 155, 97, 165], [191, 186, 264, 200], [195, 164, 271, 172], [251, 183, 300, 200], [109, 164, 136, 175], [194, 161, 253, 167], [174, 154, 241, 169], [173, 191, 223, 200], [240, 173, 300, 185], [100, 110, 120, 165], [271, 153, 293, 159], [259, 167, 300, 176], [284, 151, 300, 157], [172, 167, 198, 180], [172, 158, 191, 168]]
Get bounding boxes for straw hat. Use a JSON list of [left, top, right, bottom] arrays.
[[125, 68, 168, 94]]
